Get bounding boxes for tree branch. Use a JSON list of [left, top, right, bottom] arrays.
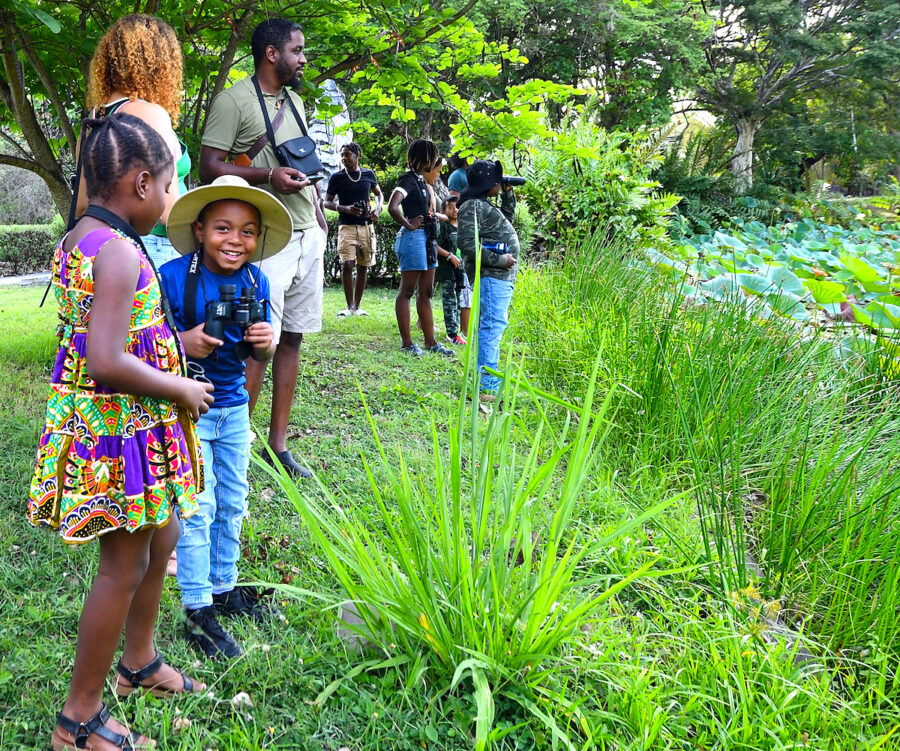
[[312, 0, 478, 83], [15, 30, 77, 152]]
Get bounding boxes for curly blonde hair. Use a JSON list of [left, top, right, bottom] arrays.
[[86, 14, 183, 125]]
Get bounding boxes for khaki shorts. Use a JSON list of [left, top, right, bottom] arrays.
[[337, 223, 376, 267], [253, 227, 325, 342]]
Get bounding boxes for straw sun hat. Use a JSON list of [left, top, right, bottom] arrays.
[[166, 175, 293, 261]]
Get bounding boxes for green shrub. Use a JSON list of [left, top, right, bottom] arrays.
[[323, 210, 400, 284], [263, 347, 671, 748], [510, 232, 900, 666], [654, 128, 785, 236], [512, 116, 679, 252], [0, 222, 57, 275]]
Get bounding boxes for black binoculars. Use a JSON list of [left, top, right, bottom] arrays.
[[502, 175, 526, 187], [204, 284, 268, 359]]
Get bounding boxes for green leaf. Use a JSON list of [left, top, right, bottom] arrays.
[[763, 266, 803, 295], [841, 253, 883, 285], [737, 273, 773, 296], [804, 279, 847, 304]]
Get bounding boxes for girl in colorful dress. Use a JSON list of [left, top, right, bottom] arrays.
[[29, 112, 214, 751]]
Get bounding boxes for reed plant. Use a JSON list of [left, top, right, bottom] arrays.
[[259, 350, 674, 748], [510, 228, 900, 679]]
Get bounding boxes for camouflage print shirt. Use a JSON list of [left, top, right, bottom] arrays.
[[457, 189, 519, 284]]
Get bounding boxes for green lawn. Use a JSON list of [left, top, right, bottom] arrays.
[[0, 284, 475, 750], [2, 274, 899, 750]]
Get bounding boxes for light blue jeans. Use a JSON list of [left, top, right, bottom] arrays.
[[477, 276, 514, 393], [142, 233, 180, 269], [176, 404, 250, 610]]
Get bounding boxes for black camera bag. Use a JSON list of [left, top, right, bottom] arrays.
[[252, 76, 323, 177]]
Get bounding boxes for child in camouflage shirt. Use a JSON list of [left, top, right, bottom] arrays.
[[435, 195, 472, 345]]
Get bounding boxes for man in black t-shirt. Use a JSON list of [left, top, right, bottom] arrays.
[[324, 143, 383, 317]]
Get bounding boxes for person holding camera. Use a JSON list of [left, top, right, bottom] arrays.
[[323, 143, 383, 318], [199, 18, 326, 480], [387, 139, 455, 357], [457, 160, 522, 396], [158, 176, 292, 658]]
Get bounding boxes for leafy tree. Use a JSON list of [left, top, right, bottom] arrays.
[[473, 0, 707, 131], [694, 0, 900, 192], [754, 83, 900, 193], [0, 0, 539, 217]]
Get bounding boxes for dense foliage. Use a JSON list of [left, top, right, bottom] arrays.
[[0, 219, 61, 275], [512, 112, 680, 252]]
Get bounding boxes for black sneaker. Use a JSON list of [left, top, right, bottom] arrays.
[[425, 342, 456, 358], [184, 605, 243, 659], [213, 585, 283, 624], [262, 449, 312, 479]]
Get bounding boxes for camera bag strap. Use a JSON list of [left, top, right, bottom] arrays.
[[82, 204, 187, 377], [184, 250, 202, 330], [251, 75, 311, 162], [232, 87, 288, 167]]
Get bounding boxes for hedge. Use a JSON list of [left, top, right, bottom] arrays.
[[323, 210, 400, 284], [0, 220, 61, 276]]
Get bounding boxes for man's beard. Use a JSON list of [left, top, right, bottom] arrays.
[[276, 58, 303, 89]]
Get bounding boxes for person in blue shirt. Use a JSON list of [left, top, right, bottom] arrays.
[[159, 175, 292, 659], [446, 153, 469, 196]]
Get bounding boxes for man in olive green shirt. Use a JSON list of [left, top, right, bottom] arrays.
[[199, 17, 325, 480]]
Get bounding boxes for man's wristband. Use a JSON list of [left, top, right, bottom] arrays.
[[267, 167, 275, 185]]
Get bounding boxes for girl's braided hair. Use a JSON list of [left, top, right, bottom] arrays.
[[82, 112, 172, 201], [407, 139, 440, 174]]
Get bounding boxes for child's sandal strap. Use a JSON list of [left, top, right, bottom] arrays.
[[116, 651, 164, 687], [57, 703, 140, 750]]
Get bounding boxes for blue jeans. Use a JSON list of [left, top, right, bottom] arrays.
[[176, 404, 250, 610], [477, 276, 514, 392], [142, 233, 180, 269]]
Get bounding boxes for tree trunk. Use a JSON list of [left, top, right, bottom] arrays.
[[0, 17, 71, 218], [731, 117, 759, 194]]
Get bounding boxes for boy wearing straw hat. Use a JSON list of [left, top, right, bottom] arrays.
[[159, 175, 292, 659]]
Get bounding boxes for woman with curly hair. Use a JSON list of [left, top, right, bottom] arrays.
[[78, 13, 188, 268]]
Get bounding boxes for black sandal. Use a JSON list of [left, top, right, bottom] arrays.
[[50, 703, 153, 750], [115, 651, 201, 698]]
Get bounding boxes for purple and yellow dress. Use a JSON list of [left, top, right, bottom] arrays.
[[28, 227, 201, 543]]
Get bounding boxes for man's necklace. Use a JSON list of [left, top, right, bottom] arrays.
[[344, 167, 362, 183]]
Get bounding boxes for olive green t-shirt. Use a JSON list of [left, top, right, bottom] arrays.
[[201, 75, 316, 231]]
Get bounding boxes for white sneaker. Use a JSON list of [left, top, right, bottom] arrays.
[[353, 308, 369, 317], [337, 309, 352, 318]]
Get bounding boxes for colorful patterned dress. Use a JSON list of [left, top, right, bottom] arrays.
[[28, 227, 201, 543]]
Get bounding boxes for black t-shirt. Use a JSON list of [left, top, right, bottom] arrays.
[[326, 169, 379, 225], [393, 170, 429, 221]]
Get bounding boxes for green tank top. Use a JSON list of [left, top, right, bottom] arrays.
[[149, 140, 190, 237], [103, 98, 189, 239]]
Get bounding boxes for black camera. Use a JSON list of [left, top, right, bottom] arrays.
[[204, 284, 269, 359], [502, 175, 526, 187], [352, 198, 372, 223]]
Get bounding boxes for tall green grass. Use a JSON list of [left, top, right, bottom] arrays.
[[260, 352, 676, 749], [510, 232, 900, 675]]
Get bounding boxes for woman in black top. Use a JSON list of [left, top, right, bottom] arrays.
[[387, 139, 455, 357]]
